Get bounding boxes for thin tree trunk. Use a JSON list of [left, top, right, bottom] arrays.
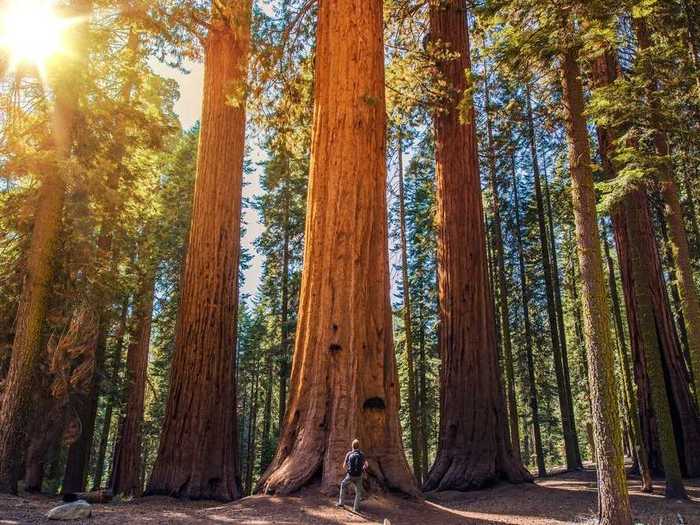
[[0, 0, 90, 494], [277, 187, 290, 434], [146, 4, 251, 501], [559, 44, 631, 524], [680, 165, 700, 264], [658, 216, 691, 366], [542, 155, 578, 455], [397, 134, 424, 483], [92, 299, 129, 490], [512, 153, 546, 478], [245, 367, 261, 495], [525, 88, 581, 471], [110, 269, 155, 496], [417, 303, 430, 479], [258, 0, 417, 496], [484, 74, 520, 461], [63, 29, 141, 491]]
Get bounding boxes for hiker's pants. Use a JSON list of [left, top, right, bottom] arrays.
[[338, 474, 363, 511]]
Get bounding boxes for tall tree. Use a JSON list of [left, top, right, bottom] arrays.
[[397, 133, 424, 482], [559, 39, 631, 524], [512, 153, 546, 477], [524, 87, 581, 470], [484, 72, 520, 461], [258, 0, 417, 496], [635, 18, 700, 410], [0, 0, 91, 494], [110, 264, 156, 496], [146, 1, 251, 501], [423, 0, 530, 491]]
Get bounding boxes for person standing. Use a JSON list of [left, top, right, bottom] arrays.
[[336, 439, 367, 512]]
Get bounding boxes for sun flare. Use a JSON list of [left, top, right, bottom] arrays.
[[0, 0, 74, 72]]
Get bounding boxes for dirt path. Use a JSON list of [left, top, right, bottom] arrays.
[[1, 468, 698, 524]]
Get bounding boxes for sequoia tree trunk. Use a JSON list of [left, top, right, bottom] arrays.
[[146, 3, 250, 501], [0, 0, 90, 494], [636, 18, 700, 409], [559, 45, 631, 524], [257, 0, 417, 496], [612, 193, 687, 498], [592, 45, 700, 482], [110, 269, 155, 496], [423, 0, 530, 491], [602, 234, 653, 493]]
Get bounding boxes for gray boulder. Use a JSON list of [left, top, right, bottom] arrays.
[[46, 500, 92, 520]]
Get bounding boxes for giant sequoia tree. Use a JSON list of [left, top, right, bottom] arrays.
[[258, 0, 417, 496], [146, 1, 251, 501], [423, 0, 530, 491]]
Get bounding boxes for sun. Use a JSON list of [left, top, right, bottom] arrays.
[[0, 0, 73, 72]]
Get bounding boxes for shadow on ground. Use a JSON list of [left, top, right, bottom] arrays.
[[0, 467, 698, 524]]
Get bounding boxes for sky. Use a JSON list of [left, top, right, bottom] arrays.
[[151, 59, 265, 300]]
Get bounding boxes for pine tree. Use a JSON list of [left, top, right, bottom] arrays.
[[0, 0, 91, 494]]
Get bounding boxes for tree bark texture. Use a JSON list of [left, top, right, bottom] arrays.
[[423, 0, 530, 491], [636, 18, 700, 410], [146, 5, 250, 501], [612, 192, 688, 498], [110, 270, 155, 496], [0, 0, 90, 494], [560, 45, 631, 525], [92, 299, 128, 490], [602, 234, 653, 493], [257, 0, 417, 497]]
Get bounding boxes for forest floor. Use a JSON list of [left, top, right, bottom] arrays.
[[1, 467, 698, 525]]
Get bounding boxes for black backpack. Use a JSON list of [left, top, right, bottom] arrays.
[[347, 450, 365, 477]]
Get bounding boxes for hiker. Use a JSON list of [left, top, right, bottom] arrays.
[[336, 439, 368, 512]]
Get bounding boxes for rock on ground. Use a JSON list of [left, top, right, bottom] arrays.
[[46, 500, 92, 520]]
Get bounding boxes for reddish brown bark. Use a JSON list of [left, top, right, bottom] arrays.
[[110, 270, 155, 496], [146, 4, 250, 501], [635, 18, 700, 410], [258, 0, 417, 496], [612, 192, 688, 498], [423, 0, 530, 491], [593, 46, 700, 482]]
